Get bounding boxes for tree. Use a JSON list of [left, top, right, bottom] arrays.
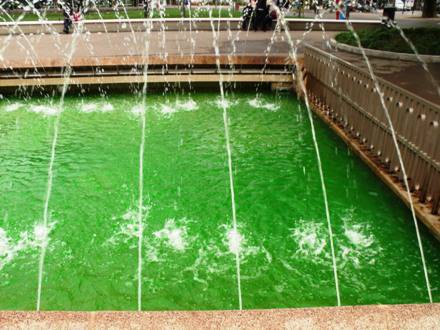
[[422, 0, 437, 17]]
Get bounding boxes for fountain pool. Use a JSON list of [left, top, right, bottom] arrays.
[[0, 91, 439, 310]]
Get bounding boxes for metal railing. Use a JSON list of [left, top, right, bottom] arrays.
[[304, 44, 440, 215]]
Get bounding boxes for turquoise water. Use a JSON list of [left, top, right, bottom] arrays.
[[0, 92, 438, 310]]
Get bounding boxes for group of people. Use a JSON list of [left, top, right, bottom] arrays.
[[241, 0, 289, 31], [60, 0, 83, 34]]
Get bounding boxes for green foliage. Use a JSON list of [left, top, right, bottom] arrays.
[[0, 7, 242, 21], [335, 27, 440, 55]]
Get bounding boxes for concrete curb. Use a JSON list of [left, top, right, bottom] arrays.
[[0, 304, 439, 329], [330, 39, 440, 63]]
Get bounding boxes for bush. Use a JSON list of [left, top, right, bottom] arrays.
[[334, 27, 440, 55]]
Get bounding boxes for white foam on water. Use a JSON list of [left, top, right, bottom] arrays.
[[79, 102, 114, 113], [215, 98, 237, 109], [290, 213, 379, 269], [291, 220, 328, 258], [105, 205, 150, 246], [220, 224, 269, 263], [158, 99, 198, 118], [28, 105, 59, 116], [248, 97, 280, 112], [176, 99, 198, 112], [227, 228, 242, 255], [345, 228, 373, 247], [33, 222, 56, 249], [122, 209, 137, 221], [182, 224, 270, 289], [159, 104, 176, 117], [339, 219, 379, 269], [0, 221, 56, 271], [34, 224, 50, 248], [79, 103, 98, 113], [4, 103, 22, 112], [130, 105, 145, 117], [153, 219, 187, 251], [101, 103, 114, 112], [0, 228, 15, 269]]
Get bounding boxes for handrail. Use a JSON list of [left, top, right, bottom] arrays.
[[303, 44, 440, 214]]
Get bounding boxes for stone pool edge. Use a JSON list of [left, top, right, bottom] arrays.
[[0, 303, 439, 329]]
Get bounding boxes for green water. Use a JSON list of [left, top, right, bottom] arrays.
[[0, 92, 438, 311]]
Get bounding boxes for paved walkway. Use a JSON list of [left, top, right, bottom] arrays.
[[326, 47, 440, 105], [318, 10, 440, 28], [0, 30, 333, 64], [1, 28, 438, 104]]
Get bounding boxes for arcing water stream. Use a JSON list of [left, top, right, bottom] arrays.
[[275, 7, 341, 306], [36, 19, 85, 311], [340, 18, 433, 303], [208, 8, 243, 310]]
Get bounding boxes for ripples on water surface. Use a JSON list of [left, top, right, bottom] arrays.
[[0, 92, 439, 310]]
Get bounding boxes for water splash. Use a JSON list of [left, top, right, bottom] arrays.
[[248, 97, 280, 112], [183, 223, 270, 288], [226, 228, 242, 255], [79, 103, 98, 113], [130, 104, 145, 117], [0, 222, 56, 271], [339, 209, 379, 269], [153, 219, 188, 251], [28, 105, 59, 116], [291, 220, 329, 264], [344, 227, 373, 247], [158, 99, 198, 118], [102, 103, 114, 112], [4, 103, 22, 112], [78, 102, 114, 113], [214, 97, 237, 109], [290, 214, 379, 269], [33, 224, 50, 248], [106, 205, 151, 246]]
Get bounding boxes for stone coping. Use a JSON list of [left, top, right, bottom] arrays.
[[0, 54, 292, 70], [0, 54, 296, 73], [330, 39, 440, 63], [0, 304, 438, 329], [0, 18, 382, 35]]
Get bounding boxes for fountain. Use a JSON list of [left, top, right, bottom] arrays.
[[0, 0, 438, 325]]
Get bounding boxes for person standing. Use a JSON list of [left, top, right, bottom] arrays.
[[61, 1, 72, 34], [143, 0, 149, 17], [297, 0, 304, 17], [242, 0, 254, 30], [344, 0, 352, 19], [253, 0, 267, 31]]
